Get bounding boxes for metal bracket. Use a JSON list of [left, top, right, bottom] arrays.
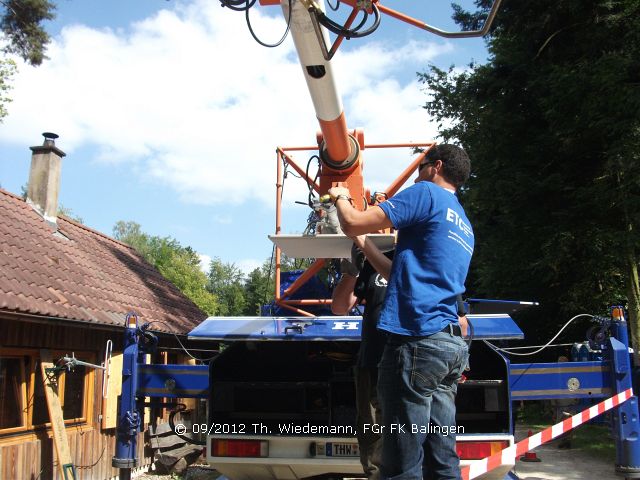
[[401, 0, 503, 39]]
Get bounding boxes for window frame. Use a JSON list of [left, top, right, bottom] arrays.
[[0, 353, 29, 434], [0, 348, 95, 436]]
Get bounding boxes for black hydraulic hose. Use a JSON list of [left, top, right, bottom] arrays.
[[317, 3, 380, 39], [306, 154, 320, 207], [169, 404, 206, 446], [246, 0, 293, 48], [220, 0, 257, 12]]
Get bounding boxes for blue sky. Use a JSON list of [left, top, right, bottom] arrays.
[[0, 0, 488, 274]]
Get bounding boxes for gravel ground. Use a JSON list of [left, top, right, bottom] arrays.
[[133, 464, 221, 480]]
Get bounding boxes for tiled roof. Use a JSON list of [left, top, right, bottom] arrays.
[[0, 188, 206, 335]]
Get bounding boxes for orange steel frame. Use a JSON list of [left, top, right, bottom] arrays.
[[273, 141, 436, 317]]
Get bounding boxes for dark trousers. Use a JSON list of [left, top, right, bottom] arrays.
[[356, 365, 383, 480]]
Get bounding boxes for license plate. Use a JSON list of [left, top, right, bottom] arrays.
[[312, 442, 360, 457]]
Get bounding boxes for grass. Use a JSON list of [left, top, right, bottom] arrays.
[[515, 401, 615, 462]]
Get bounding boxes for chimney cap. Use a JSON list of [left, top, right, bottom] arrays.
[[30, 132, 66, 157], [43, 132, 59, 141]]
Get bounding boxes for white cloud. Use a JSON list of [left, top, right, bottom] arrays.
[[211, 213, 232, 225], [0, 0, 452, 208], [198, 253, 262, 276], [198, 253, 211, 274], [237, 258, 263, 276]]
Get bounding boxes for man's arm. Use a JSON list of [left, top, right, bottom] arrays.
[[328, 187, 393, 236], [331, 272, 358, 315], [456, 295, 469, 337], [352, 234, 392, 281], [458, 315, 469, 338]]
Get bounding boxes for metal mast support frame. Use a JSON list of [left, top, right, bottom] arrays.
[[273, 141, 435, 317]]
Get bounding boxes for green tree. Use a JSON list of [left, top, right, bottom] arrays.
[[113, 221, 218, 315], [207, 258, 247, 316], [113, 220, 150, 255], [2, 0, 55, 65], [57, 204, 83, 224], [243, 259, 275, 315], [0, 58, 16, 119], [0, 0, 56, 120], [420, 0, 640, 349]]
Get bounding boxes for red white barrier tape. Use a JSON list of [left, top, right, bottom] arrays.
[[461, 387, 634, 480]]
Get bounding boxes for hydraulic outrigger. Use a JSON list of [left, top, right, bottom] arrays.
[[113, 306, 640, 479]]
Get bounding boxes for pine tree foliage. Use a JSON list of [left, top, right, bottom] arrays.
[[420, 0, 640, 347], [1, 0, 55, 65], [0, 0, 55, 120]]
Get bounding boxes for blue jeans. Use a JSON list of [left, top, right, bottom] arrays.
[[377, 330, 469, 480]]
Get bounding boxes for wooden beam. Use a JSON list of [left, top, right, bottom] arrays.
[[39, 349, 77, 480]]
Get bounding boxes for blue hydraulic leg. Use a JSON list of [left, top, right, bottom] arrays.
[[608, 306, 640, 478], [112, 313, 143, 480]]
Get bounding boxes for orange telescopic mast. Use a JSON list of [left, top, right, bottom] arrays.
[[278, 0, 365, 207]]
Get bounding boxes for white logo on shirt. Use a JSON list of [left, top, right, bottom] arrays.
[[374, 274, 388, 287], [446, 208, 473, 237]]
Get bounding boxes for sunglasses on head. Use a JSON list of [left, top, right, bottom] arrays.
[[418, 160, 436, 172]]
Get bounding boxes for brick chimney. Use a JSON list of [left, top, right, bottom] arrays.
[[26, 132, 66, 224]]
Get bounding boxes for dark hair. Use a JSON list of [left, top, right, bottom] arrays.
[[425, 144, 470, 188]]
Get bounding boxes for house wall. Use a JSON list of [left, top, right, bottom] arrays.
[[0, 315, 188, 480]]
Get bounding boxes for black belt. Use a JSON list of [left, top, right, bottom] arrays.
[[441, 323, 462, 337]]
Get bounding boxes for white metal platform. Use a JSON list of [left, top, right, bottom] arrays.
[[268, 233, 395, 258]]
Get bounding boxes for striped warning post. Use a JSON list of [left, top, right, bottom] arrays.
[[461, 388, 633, 480]]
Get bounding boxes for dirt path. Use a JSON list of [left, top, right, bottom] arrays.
[[512, 426, 617, 480]]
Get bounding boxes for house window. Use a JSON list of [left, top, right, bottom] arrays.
[[0, 349, 94, 435], [0, 357, 26, 430], [62, 364, 87, 421], [32, 358, 91, 426]]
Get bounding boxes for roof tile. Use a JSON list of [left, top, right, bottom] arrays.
[[0, 189, 206, 334]]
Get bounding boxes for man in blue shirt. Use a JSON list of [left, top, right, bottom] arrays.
[[328, 144, 474, 480]]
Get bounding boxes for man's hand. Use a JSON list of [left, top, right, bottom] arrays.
[[459, 315, 469, 337], [328, 186, 351, 201], [352, 234, 366, 250]]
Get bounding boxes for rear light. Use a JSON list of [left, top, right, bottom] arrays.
[[456, 440, 509, 460], [210, 439, 269, 457]]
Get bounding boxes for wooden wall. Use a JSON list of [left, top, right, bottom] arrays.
[[0, 425, 148, 480], [0, 315, 183, 480]]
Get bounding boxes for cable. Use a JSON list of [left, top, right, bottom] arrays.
[[219, 0, 257, 12], [142, 321, 220, 362], [316, 3, 381, 39], [486, 313, 594, 356], [501, 342, 576, 351], [306, 154, 320, 207], [245, 0, 292, 48], [169, 403, 206, 446], [326, 0, 340, 11], [264, 243, 276, 312]]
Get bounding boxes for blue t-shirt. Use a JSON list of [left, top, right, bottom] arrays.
[[377, 181, 474, 336]]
